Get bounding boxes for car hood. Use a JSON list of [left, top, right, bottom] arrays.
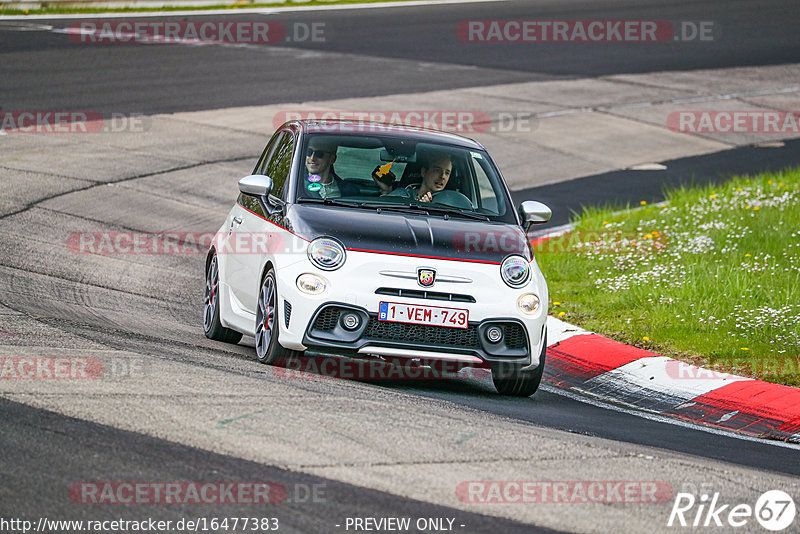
[[285, 204, 530, 264]]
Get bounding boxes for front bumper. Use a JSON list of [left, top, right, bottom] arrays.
[[301, 302, 535, 365], [274, 251, 548, 369]]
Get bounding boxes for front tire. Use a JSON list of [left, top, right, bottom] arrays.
[[491, 332, 546, 397], [255, 269, 300, 365], [204, 253, 243, 344]]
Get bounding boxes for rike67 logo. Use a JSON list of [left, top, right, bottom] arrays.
[[668, 490, 796, 531]]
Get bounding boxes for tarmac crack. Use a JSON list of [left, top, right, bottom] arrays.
[[0, 155, 252, 221], [0, 262, 192, 309], [288, 453, 622, 470], [0, 164, 98, 183]]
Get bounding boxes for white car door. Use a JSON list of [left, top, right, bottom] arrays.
[[228, 130, 296, 317]]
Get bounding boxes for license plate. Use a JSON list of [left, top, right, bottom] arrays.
[[378, 301, 469, 329]]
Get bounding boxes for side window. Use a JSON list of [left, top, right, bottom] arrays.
[[472, 157, 503, 215], [237, 192, 265, 218], [262, 131, 295, 199], [254, 131, 283, 175]]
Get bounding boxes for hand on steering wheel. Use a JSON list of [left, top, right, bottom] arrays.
[[415, 191, 433, 203]]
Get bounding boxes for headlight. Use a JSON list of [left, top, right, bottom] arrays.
[[307, 237, 346, 271], [501, 255, 530, 288], [297, 273, 327, 294], [517, 294, 541, 315]]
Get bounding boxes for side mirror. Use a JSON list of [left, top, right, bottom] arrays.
[[519, 200, 552, 224], [238, 174, 273, 197]]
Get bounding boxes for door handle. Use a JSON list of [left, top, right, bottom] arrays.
[[228, 216, 243, 235]]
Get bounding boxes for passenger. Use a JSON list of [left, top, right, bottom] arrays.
[[304, 141, 359, 199]]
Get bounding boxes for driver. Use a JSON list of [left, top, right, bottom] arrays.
[[387, 150, 453, 203], [304, 140, 359, 199]]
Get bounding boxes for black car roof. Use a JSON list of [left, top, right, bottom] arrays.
[[284, 119, 485, 151]]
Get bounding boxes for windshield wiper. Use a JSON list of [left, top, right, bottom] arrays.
[[359, 202, 490, 220], [297, 197, 364, 208], [298, 198, 490, 221], [358, 203, 430, 214], [298, 198, 420, 213], [423, 206, 490, 221]]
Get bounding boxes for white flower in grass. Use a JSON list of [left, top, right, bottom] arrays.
[[698, 221, 729, 231], [686, 235, 715, 253]]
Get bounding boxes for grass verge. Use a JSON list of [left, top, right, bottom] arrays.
[[536, 167, 800, 386], [0, 0, 420, 16]]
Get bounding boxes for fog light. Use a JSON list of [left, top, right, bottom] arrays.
[[341, 313, 361, 330], [517, 293, 540, 315], [297, 273, 326, 294], [486, 326, 503, 343]]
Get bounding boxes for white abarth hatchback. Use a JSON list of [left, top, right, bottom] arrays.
[[204, 120, 552, 396]]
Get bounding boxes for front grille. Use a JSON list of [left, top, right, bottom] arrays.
[[502, 323, 527, 349], [375, 287, 475, 303], [284, 300, 292, 328], [308, 306, 527, 358], [313, 307, 341, 331], [364, 317, 480, 348]]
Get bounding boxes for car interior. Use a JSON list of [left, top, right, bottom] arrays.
[[298, 135, 507, 216]]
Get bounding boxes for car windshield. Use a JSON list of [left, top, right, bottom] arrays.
[[295, 133, 516, 223]]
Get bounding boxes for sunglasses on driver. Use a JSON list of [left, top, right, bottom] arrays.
[[306, 148, 331, 158]]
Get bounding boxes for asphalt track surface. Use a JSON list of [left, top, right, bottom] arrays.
[[0, 399, 556, 533], [518, 138, 800, 227], [1, 0, 799, 114], [2, 1, 800, 532]]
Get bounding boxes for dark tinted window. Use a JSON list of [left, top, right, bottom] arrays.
[[254, 131, 282, 175], [293, 134, 515, 223], [237, 192, 265, 218], [261, 131, 295, 199]]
